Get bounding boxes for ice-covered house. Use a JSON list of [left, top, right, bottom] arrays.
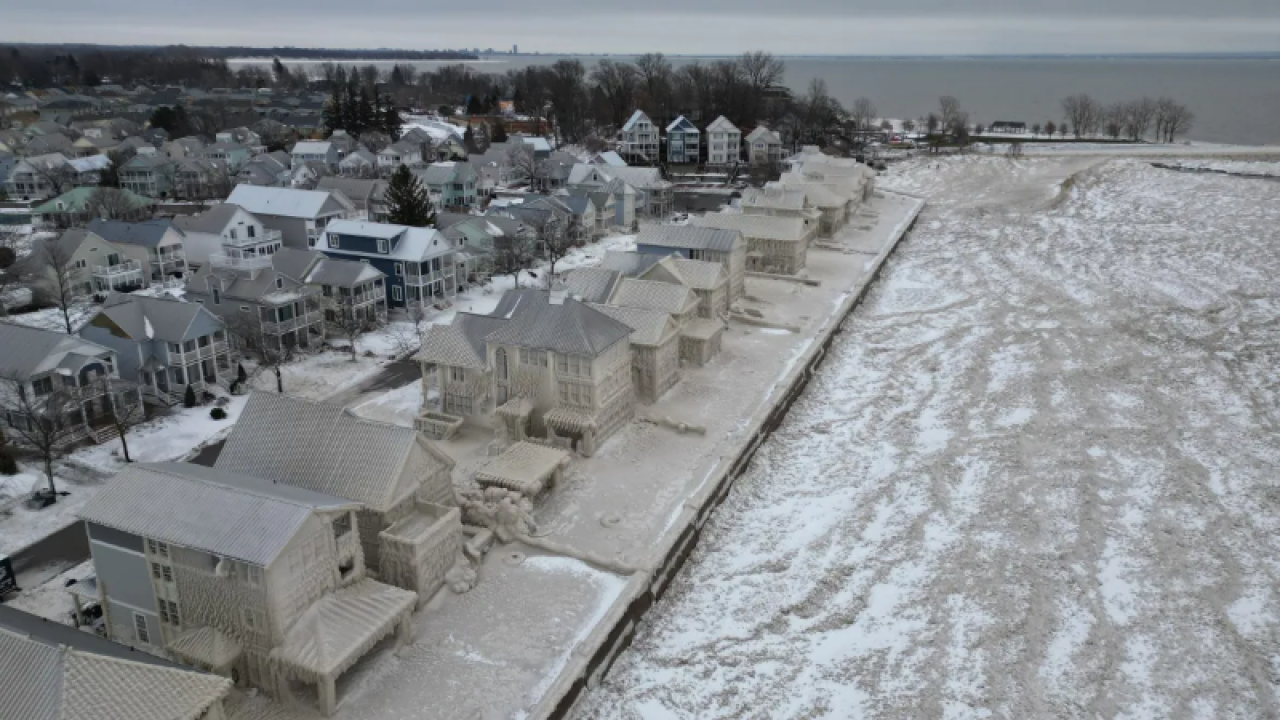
[[636, 225, 746, 301], [666, 116, 700, 164], [691, 212, 816, 275], [77, 462, 418, 716], [601, 250, 730, 320], [0, 605, 233, 720], [417, 288, 636, 456], [746, 125, 784, 165], [79, 294, 232, 405], [215, 392, 459, 597], [705, 116, 741, 166]]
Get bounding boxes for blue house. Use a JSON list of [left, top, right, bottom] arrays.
[[319, 219, 459, 310]]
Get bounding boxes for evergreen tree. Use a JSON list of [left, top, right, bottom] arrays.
[[356, 87, 376, 137], [183, 384, 197, 409], [466, 94, 483, 116], [464, 125, 478, 154], [492, 120, 509, 143], [384, 165, 435, 227], [344, 78, 361, 135], [380, 94, 403, 141], [323, 72, 345, 135], [237, 363, 248, 385]]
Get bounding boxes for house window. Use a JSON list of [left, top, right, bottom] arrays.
[[276, 276, 284, 289], [229, 229, 237, 240], [328, 234, 340, 249], [166, 600, 181, 626], [161, 565, 173, 582], [377, 238, 388, 253], [394, 262, 404, 277], [212, 287, 221, 305], [322, 285, 332, 297], [151, 562, 162, 580], [391, 285, 402, 301], [450, 366, 465, 382], [333, 513, 351, 538], [133, 612, 150, 644], [32, 377, 54, 396], [247, 225, 256, 238]]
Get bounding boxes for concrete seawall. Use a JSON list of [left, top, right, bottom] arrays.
[[530, 192, 926, 720]]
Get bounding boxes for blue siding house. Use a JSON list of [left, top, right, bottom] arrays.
[[319, 219, 460, 310]]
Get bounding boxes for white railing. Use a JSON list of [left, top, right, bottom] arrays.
[[223, 228, 282, 247], [93, 260, 142, 277], [262, 311, 322, 336], [210, 253, 272, 272]]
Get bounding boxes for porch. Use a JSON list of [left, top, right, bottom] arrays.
[[92, 259, 145, 293]]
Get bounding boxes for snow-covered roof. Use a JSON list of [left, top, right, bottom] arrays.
[[637, 225, 743, 254], [270, 578, 416, 681], [666, 116, 699, 133], [216, 392, 450, 513], [486, 289, 633, 357], [68, 154, 112, 173], [691, 212, 810, 242], [622, 110, 652, 132], [93, 293, 213, 342], [705, 115, 740, 133], [226, 184, 350, 219], [78, 463, 359, 566], [610, 278, 697, 316], [291, 140, 332, 154], [588, 302, 675, 346], [564, 267, 623, 304], [322, 220, 453, 262], [0, 322, 113, 379], [473, 441, 570, 496]]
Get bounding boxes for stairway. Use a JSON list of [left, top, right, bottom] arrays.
[[90, 425, 120, 445]]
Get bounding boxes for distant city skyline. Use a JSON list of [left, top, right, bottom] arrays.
[[5, 1, 1280, 55]]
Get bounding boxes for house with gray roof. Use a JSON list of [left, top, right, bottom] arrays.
[[319, 220, 459, 312], [225, 185, 355, 250], [199, 142, 251, 173], [118, 154, 175, 198], [172, 203, 277, 267], [80, 294, 231, 405], [216, 392, 458, 585], [31, 229, 144, 298], [691, 211, 816, 275], [412, 161, 478, 211], [377, 140, 426, 176], [666, 116, 701, 165], [290, 140, 338, 172], [746, 125, 785, 165], [601, 250, 730, 319], [637, 224, 747, 300], [316, 176, 389, 222], [86, 218, 188, 282], [587, 302, 681, 403], [76, 462, 418, 716], [0, 605, 232, 720], [0, 322, 142, 448], [417, 288, 636, 456], [620, 110, 659, 163], [337, 146, 377, 178]]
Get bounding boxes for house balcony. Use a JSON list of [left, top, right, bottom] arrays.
[[339, 286, 386, 306], [261, 310, 323, 336], [404, 269, 454, 287], [170, 340, 230, 364], [92, 260, 144, 290], [210, 252, 272, 272], [224, 228, 282, 248]]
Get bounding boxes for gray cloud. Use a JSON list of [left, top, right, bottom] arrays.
[[3, 1, 1279, 53]]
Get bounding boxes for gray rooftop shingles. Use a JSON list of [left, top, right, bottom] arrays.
[[0, 322, 113, 379], [636, 225, 742, 253], [86, 218, 181, 248]]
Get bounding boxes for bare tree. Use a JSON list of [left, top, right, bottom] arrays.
[[1155, 98, 1194, 142], [738, 51, 785, 121], [322, 294, 373, 362], [505, 142, 545, 190], [1045, 121, 1057, 139], [492, 234, 536, 287], [902, 118, 916, 134], [1062, 94, 1102, 138], [224, 312, 294, 393], [102, 377, 145, 463], [31, 236, 80, 334], [25, 156, 77, 201], [1126, 97, 1157, 141], [0, 373, 85, 500], [86, 187, 141, 221], [848, 97, 877, 132], [591, 59, 641, 130], [1031, 122, 1043, 137], [1103, 103, 1126, 140], [938, 97, 963, 133], [0, 226, 27, 317], [633, 52, 674, 121], [926, 113, 940, 134]]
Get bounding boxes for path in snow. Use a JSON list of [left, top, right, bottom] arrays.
[[573, 156, 1280, 719]]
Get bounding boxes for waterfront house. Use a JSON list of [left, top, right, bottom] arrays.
[[224, 185, 356, 250], [87, 218, 188, 282], [318, 220, 459, 312], [216, 392, 458, 583], [602, 250, 730, 320], [76, 462, 418, 716], [601, 166, 671, 218], [705, 116, 742, 166], [691, 211, 815, 275], [636, 225, 746, 300], [0, 605, 232, 720], [620, 110, 660, 163], [290, 140, 338, 172], [566, 164, 637, 228], [665, 116, 701, 165], [587, 302, 680, 403], [417, 288, 636, 456], [413, 162, 478, 211], [79, 294, 232, 404], [0, 323, 142, 449], [746, 125, 785, 165], [119, 155, 175, 198]]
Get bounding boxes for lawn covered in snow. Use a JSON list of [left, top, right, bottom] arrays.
[[574, 157, 1280, 719]]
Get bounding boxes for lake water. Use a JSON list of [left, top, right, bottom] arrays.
[[233, 56, 1280, 145]]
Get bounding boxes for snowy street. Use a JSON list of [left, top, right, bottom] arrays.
[[573, 156, 1280, 719]]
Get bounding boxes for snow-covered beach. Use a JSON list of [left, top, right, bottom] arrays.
[[573, 156, 1280, 719]]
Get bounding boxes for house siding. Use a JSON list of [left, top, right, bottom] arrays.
[[89, 532, 157, 614]]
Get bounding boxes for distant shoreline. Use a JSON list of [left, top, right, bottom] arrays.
[[226, 52, 1280, 62]]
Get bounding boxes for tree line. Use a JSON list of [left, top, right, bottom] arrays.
[[318, 64, 403, 140], [1059, 95, 1194, 142]]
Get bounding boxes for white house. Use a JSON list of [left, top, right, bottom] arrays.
[[291, 140, 339, 172], [746, 125, 785, 165], [705, 116, 742, 166], [666, 116, 700, 165], [620, 110, 660, 163]]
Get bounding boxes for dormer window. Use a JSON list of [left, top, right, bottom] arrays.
[[329, 234, 340, 249], [377, 238, 388, 253], [275, 276, 284, 289]]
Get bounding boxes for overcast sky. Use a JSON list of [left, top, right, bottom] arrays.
[[5, 0, 1280, 54]]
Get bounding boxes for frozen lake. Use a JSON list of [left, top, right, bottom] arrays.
[[572, 156, 1280, 719]]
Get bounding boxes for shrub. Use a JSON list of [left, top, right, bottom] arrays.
[[183, 384, 197, 408], [0, 446, 18, 475], [210, 407, 228, 420]]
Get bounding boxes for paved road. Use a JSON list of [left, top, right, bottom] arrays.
[[325, 357, 421, 407]]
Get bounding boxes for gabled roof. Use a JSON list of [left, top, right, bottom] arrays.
[[271, 247, 323, 283], [666, 116, 699, 133], [664, 258, 727, 290], [305, 256, 384, 287], [322, 220, 452, 262], [86, 218, 182, 248], [486, 289, 632, 356], [170, 203, 244, 235], [691, 212, 810, 242], [587, 303, 675, 346], [564, 267, 622, 304], [78, 462, 359, 566], [610, 278, 697, 316], [416, 312, 507, 369], [745, 125, 782, 143], [705, 115, 740, 133], [621, 110, 652, 132], [316, 177, 386, 207], [225, 184, 350, 219], [0, 322, 113, 379], [606, 166, 671, 191], [216, 392, 450, 512], [740, 187, 808, 211], [637, 225, 743, 254], [291, 140, 332, 154], [89, 293, 215, 342], [600, 249, 666, 277], [0, 612, 231, 720]]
